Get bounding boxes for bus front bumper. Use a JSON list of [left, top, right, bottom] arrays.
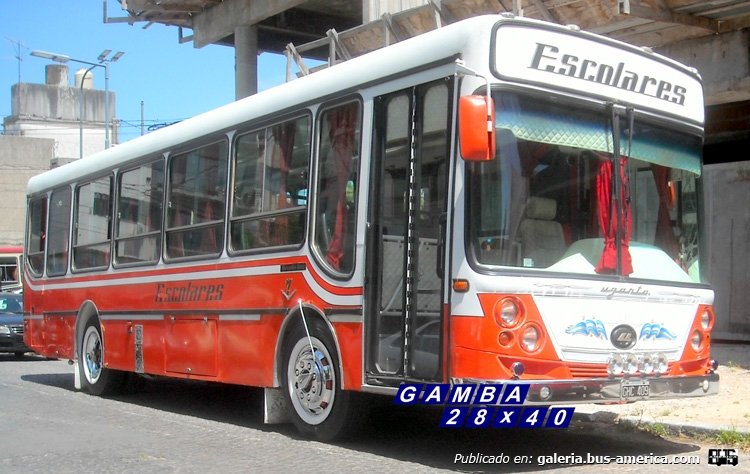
[[458, 372, 719, 405]]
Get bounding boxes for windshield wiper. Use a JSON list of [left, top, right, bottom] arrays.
[[596, 104, 634, 276], [614, 105, 635, 276]]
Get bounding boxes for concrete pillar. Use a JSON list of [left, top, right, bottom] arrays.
[[234, 24, 258, 100]]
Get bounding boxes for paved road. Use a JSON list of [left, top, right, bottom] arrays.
[[1, 354, 747, 473]]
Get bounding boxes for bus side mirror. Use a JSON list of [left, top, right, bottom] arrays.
[[459, 95, 496, 161]]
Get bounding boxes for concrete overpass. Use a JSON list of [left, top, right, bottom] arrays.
[[110, 1, 750, 107], [109, 0, 750, 338]]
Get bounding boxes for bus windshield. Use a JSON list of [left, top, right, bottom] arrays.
[[468, 91, 703, 284]]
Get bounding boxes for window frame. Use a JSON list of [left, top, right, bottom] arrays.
[[309, 96, 364, 280], [45, 186, 72, 278], [72, 174, 114, 273], [164, 137, 229, 262], [113, 157, 166, 268], [228, 111, 312, 256], [25, 195, 48, 278]]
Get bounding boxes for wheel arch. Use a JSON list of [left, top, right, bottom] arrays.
[[273, 302, 346, 389]]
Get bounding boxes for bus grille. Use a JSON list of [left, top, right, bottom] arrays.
[[568, 363, 608, 378], [10, 325, 23, 335]]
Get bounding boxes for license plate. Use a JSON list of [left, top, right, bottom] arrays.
[[620, 380, 650, 399]]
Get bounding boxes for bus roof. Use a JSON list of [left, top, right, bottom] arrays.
[[26, 14, 701, 196]]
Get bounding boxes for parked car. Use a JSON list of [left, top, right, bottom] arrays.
[[0, 292, 30, 357]]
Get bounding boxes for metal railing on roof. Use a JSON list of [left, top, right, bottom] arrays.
[[284, 0, 502, 81]]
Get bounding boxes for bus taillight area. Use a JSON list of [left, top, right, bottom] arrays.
[[450, 294, 720, 403]]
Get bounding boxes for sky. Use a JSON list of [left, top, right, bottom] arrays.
[[0, 0, 292, 143]]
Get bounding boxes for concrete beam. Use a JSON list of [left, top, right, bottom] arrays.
[[192, 0, 307, 48], [621, 0, 719, 32], [363, 0, 430, 23], [529, 0, 554, 23]]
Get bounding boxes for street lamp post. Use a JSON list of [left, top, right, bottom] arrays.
[[30, 49, 124, 157], [79, 65, 97, 159]]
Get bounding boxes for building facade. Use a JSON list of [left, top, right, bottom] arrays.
[[0, 64, 117, 245]]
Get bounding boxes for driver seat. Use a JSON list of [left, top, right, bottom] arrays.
[[518, 197, 566, 268]]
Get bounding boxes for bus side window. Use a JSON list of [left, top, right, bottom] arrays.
[[115, 160, 164, 266], [46, 187, 71, 277], [73, 176, 113, 271], [166, 141, 228, 259], [314, 101, 361, 274], [26, 197, 47, 275], [231, 115, 310, 251]]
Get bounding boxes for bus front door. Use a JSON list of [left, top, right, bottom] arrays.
[[366, 79, 453, 384]]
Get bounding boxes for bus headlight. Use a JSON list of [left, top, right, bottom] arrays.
[[521, 325, 539, 352], [625, 353, 639, 375], [0, 325, 10, 335], [700, 309, 714, 331], [640, 354, 655, 375], [691, 330, 703, 351], [608, 354, 624, 376], [494, 298, 522, 328], [656, 353, 669, 374]]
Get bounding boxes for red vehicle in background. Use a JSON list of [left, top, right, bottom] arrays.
[[0, 246, 22, 293]]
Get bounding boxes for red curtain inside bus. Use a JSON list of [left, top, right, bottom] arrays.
[[261, 122, 296, 246], [595, 156, 633, 275], [324, 103, 358, 270]]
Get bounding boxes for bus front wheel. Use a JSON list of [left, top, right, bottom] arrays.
[[282, 318, 360, 441], [78, 318, 123, 396]]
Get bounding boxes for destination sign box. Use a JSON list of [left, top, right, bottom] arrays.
[[492, 23, 704, 125]]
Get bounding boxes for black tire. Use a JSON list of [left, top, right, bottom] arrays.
[[281, 317, 363, 441], [78, 318, 124, 396], [13, 351, 26, 359]]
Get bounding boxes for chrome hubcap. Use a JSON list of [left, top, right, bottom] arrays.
[[83, 326, 103, 383], [288, 337, 335, 425]]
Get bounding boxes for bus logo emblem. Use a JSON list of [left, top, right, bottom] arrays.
[[281, 279, 296, 302], [610, 325, 637, 350]]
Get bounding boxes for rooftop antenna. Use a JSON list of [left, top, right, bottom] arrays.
[[7, 38, 29, 84]]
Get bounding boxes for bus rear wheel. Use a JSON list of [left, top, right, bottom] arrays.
[[78, 318, 123, 396], [282, 318, 360, 441]]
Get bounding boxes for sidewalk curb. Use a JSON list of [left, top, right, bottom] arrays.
[[575, 410, 750, 437]]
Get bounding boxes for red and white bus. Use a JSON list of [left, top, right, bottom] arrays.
[[24, 15, 718, 440], [1, 245, 22, 292]]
